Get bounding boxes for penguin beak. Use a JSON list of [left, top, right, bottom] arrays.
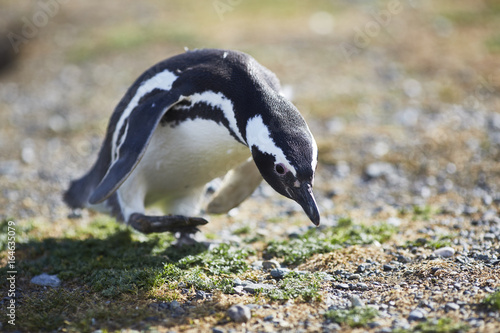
[[289, 182, 320, 226]]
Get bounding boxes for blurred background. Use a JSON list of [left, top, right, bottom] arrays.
[[0, 0, 499, 224]]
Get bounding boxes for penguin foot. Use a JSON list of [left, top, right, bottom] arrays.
[[129, 213, 209, 234]]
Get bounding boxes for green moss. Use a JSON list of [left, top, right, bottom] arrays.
[[156, 243, 254, 294], [486, 34, 500, 53], [412, 205, 433, 221], [324, 306, 379, 328], [404, 234, 453, 250], [178, 243, 254, 275], [232, 225, 251, 235], [0, 217, 259, 331], [265, 219, 396, 265], [482, 290, 500, 311], [0, 218, 35, 252], [393, 317, 469, 333], [265, 271, 322, 302], [0, 217, 242, 299]]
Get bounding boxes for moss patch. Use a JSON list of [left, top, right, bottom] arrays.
[[265, 218, 396, 265]]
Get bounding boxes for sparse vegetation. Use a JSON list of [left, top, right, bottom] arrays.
[[393, 318, 469, 333], [265, 218, 396, 265], [482, 290, 500, 311], [265, 271, 323, 302], [324, 306, 379, 328]]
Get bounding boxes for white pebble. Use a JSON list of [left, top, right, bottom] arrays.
[[433, 246, 455, 258], [227, 304, 251, 323], [30, 273, 60, 287]]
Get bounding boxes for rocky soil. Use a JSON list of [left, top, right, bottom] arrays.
[[1, 0, 499, 332]]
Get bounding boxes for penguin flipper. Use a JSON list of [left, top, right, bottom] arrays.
[[88, 92, 183, 205], [205, 158, 262, 214]]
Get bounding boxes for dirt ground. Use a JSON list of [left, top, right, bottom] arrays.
[[1, 0, 500, 332]]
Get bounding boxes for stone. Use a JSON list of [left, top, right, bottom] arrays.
[[262, 260, 280, 270], [348, 274, 361, 280], [264, 314, 274, 321], [251, 260, 263, 270], [227, 304, 251, 323], [349, 294, 365, 307], [356, 283, 370, 290], [445, 302, 460, 311], [30, 273, 60, 287], [212, 328, 225, 333], [242, 283, 275, 294], [365, 162, 394, 179], [392, 318, 411, 330], [484, 233, 496, 241], [270, 268, 290, 279], [368, 321, 382, 328], [336, 283, 350, 290], [433, 247, 455, 258], [170, 300, 181, 310], [397, 255, 411, 263], [408, 308, 427, 321], [323, 323, 341, 331], [195, 290, 211, 300], [356, 264, 366, 273], [383, 264, 394, 271]]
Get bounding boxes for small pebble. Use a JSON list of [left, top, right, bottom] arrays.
[[243, 283, 275, 294], [21, 146, 36, 164], [408, 308, 427, 321], [348, 274, 361, 280], [227, 304, 251, 323], [262, 260, 280, 270], [445, 302, 460, 311], [484, 233, 496, 241], [30, 273, 60, 288], [365, 162, 394, 179], [270, 268, 290, 279], [349, 294, 365, 307], [251, 261, 263, 270], [397, 255, 411, 263], [368, 321, 382, 328], [392, 318, 411, 329], [356, 264, 366, 273], [212, 328, 225, 333], [356, 283, 370, 290], [336, 283, 350, 290], [170, 300, 181, 310], [383, 264, 394, 271], [433, 247, 455, 258], [323, 323, 341, 331]]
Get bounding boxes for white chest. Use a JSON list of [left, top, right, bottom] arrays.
[[119, 118, 250, 207]]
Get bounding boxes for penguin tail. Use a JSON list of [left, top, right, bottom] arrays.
[[63, 173, 97, 209]]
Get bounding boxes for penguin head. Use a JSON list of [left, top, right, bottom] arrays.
[[246, 99, 320, 226]]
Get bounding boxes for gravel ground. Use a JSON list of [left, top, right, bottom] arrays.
[[1, 1, 500, 332]]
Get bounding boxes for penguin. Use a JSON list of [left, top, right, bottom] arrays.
[[64, 49, 320, 234]]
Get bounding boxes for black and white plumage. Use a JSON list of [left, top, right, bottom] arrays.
[[64, 49, 320, 234]]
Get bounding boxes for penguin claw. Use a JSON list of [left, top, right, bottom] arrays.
[[129, 213, 208, 234]]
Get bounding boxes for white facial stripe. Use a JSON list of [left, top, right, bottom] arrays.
[[186, 91, 245, 143], [311, 134, 318, 171], [246, 115, 297, 175], [111, 70, 178, 162]]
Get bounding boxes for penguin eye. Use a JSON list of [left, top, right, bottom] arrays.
[[275, 163, 286, 175]]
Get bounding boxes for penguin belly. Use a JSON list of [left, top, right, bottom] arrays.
[[117, 118, 250, 218]]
